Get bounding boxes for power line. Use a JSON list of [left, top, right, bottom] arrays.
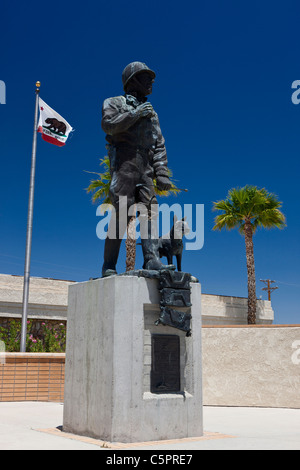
[[275, 280, 300, 288]]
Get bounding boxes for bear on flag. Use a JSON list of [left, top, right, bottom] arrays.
[[37, 98, 73, 146]]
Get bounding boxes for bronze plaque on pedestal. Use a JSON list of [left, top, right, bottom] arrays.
[[151, 334, 180, 393]]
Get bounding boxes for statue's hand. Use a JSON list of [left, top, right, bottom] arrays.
[[136, 103, 155, 118], [156, 175, 172, 191]]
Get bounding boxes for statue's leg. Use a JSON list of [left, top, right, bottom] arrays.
[[101, 207, 130, 277], [176, 253, 182, 272], [102, 237, 123, 277]]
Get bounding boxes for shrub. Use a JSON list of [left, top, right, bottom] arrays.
[[0, 319, 66, 353]]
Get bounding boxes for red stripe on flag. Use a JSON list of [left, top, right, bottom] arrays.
[[41, 133, 65, 147]]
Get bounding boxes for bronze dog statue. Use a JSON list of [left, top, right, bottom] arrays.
[[158, 216, 190, 271]]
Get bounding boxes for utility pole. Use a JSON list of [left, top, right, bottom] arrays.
[[260, 279, 278, 301]]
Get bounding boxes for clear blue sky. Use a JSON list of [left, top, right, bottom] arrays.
[[1, 0, 299, 324]]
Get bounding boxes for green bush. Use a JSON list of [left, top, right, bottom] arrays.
[[0, 319, 66, 353]]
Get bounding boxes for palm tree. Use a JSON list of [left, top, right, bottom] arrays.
[[86, 157, 180, 271], [212, 185, 286, 324]]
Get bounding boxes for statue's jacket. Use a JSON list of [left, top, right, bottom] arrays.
[[101, 94, 169, 207]]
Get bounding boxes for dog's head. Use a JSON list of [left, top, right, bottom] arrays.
[[173, 215, 190, 239]]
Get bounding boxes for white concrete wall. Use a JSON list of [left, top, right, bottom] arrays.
[[0, 274, 74, 320], [0, 274, 274, 325], [201, 294, 273, 325], [202, 326, 300, 408]]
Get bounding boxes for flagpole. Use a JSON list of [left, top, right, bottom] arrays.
[[20, 81, 41, 352]]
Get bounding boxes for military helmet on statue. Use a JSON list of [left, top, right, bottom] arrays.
[[122, 62, 156, 91]]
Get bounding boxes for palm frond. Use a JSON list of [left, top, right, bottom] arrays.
[[86, 156, 112, 205], [254, 208, 286, 231], [213, 213, 242, 231]]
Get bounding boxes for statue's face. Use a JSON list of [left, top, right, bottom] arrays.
[[127, 71, 154, 97], [137, 72, 154, 95]]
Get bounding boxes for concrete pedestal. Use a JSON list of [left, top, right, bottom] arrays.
[[63, 275, 203, 443]]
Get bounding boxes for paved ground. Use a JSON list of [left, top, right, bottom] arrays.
[[0, 402, 299, 450]]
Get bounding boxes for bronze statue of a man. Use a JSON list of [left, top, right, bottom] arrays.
[[101, 61, 174, 277]]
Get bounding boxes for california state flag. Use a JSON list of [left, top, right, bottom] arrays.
[[37, 98, 73, 147]]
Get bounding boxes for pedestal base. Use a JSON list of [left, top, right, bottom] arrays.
[[63, 275, 203, 443]]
